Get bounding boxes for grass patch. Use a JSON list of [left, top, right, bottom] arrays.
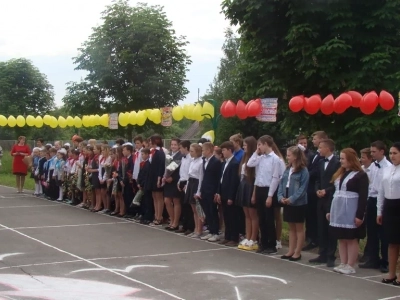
[[0, 150, 34, 190]]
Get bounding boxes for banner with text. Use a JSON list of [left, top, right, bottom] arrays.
[[257, 98, 278, 122]]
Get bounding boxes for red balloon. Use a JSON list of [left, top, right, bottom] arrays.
[[220, 101, 228, 117], [236, 100, 247, 119], [225, 100, 236, 117], [247, 100, 262, 117], [304, 95, 321, 115], [347, 91, 363, 108], [254, 98, 263, 115], [360, 92, 378, 115], [379, 90, 395, 110], [333, 93, 352, 114], [289, 96, 304, 112], [245, 100, 254, 115], [320, 94, 334, 115]]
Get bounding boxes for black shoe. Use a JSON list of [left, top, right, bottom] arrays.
[[359, 260, 380, 269], [326, 259, 335, 268], [309, 256, 327, 263], [281, 254, 293, 260], [264, 248, 278, 255], [302, 243, 318, 251], [289, 255, 302, 262], [256, 248, 265, 254], [382, 276, 397, 284]]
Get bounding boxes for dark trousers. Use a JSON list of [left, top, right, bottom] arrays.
[[365, 197, 388, 264], [48, 170, 58, 199], [123, 183, 134, 214], [317, 198, 337, 259], [182, 202, 194, 231], [255, 186, 276, 249], [142, 191, 154, 221], [222, 201, 240, 242], [305, 190, 319, 244], [200, 193, 219, 235]]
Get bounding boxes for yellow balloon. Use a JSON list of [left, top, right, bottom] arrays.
[[202, 101, 214, 118], [136, 111, 146, 126], [16, 115, 26, 127], [82, 116, 91, 127], [118, 113, 128, 127], [172, 106, 183, 121], [49, 117, 58, 128], [58, 116, 67, 128], [0, 115, 7, 126], [74, 116, 82, 128], [201, 130, 215, 143], [193, 103, 204, 121], [150, 109, 161, 123], [100, 114, 109, 127], [145, 109, 152, 118], [8, 116, 16, 127], [35, 116, 43, 128], [93, 114, 100, 126], [66, 116, 74, 127], [26, 115, 35, 126], [88, 115, 95, 127], [128, 111, 137, 125], [43, 115, 51, 125]]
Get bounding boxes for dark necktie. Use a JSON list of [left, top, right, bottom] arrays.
[[374, 161, 381, 168], [324, 158, 329, 162]]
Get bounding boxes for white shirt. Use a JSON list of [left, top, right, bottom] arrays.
[[312, 150, 320, 163], [286, 167, 294, 188], [178, 153, 191, 183], [133, 148, 143, 180], [370, 156, 392, 198], [188, 156, 203, 179], [377, 164, 400, 216], [241, 163, 246, 176], [221, 156, 234, 183], [362, 163, 377, 197], [324, 154, 334, 170], [247, 151, 285, 196], [98, 156, 112, 181], [204, 156, 212, 170]]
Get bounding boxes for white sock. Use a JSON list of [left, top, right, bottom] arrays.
[[59, 187, 63, 200], [35, 183, 39, 194], [38, 184, 42, 194]]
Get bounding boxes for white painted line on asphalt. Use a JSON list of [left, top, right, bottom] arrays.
[[0, 204, 59, 209], [0, 223, 185, 300], [0, 222, 130, 231], [0, 260, 82, 270], [361, 274, 390, 279], [377, 295, 400, 300], [89, 248, 232, 262]]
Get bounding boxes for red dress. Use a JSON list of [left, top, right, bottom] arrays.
[[11, 144, 31, 175]]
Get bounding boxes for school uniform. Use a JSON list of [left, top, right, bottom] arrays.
[[305, 150, 324, 248], [138, 159, 153, 222], [119, 155, 134, 213], [247, 151, 285, 252], [199, 155, 222, 236], [219, 156, 240, 243], [145, 148, 166, 192], [311, 154, 340, 265], [47, 156, 58, 200], [178, 153, 192, 232]]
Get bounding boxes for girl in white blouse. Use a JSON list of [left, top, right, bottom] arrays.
[[378, 142, 400, 285], [99, 145, 112, 214], [184, 144, 203, 239]]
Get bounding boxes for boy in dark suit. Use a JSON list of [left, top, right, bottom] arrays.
[[216, 141, 240, 247], [137, 148, 153, 225], [119, 144, 134, 217], [304, 131, 328, 250], [196, 142, 222, 242], [309, 138, 340, 267]]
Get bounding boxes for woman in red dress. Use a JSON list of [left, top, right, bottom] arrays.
[[11, 136, 31, 193]]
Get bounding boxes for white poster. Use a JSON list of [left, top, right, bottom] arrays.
[[257, 98, 278, 122], [108, 113, 118, 129]]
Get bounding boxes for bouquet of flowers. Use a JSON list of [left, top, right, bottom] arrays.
[[161, 154, 180, 187]]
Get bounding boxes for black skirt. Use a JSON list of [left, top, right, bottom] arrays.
[[329, 224, 366, 240], [283, 204, 306, 223], [383, 198, 400, 244], [184, 178, 199, 205], [91, 172, 100, 189], [235, 176, 255, 207]]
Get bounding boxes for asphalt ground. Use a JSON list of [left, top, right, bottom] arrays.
[[0, 185, 399, 300]]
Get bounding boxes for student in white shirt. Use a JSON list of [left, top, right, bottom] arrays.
[[360, 141, 391, 272], [247, 135, 285, 254], [98, 145, 112, 214], [378, 142, 400, 285]]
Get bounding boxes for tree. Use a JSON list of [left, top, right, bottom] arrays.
[[0, 58, 54, 116], [222, 0, 400, 149], [62, 0, 191, 139], [0, 58, 55, 139]]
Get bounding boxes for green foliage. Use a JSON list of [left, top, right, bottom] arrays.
[[222, 0, 400, 149], [62, 0, 191, 140], [0, 58, 55, 139]]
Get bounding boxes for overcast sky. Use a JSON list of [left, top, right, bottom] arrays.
[[0, 0, 231, 107]]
